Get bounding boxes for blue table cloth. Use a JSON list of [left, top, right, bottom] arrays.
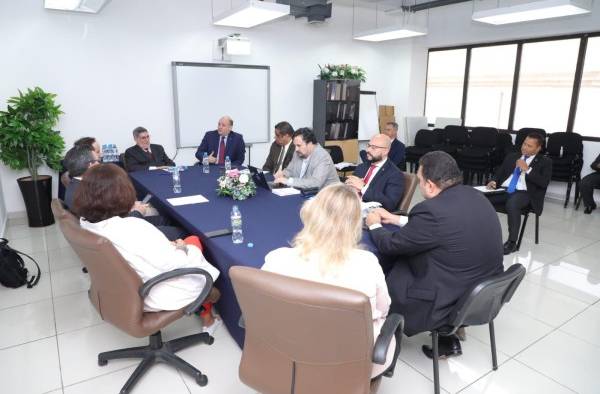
[[129, 166, 378, 347]]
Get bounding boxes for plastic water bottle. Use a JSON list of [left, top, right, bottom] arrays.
[[225, 156, 232, 171], [231, 205, 243, 244], [172, 167, 182, 194], [112, 144, 119, 162], [202, 152, 210, 174]]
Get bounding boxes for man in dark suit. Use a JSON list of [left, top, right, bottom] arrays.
[[366, 151, 504, 359], [195, 116, 246, 167], [63, 146, 101, 209], [360, 122, 406, 169], [346, 134, 404, 211], [486, 132, 552, 254], [580, 153, 600, 214], [262, 121, 295, 173], [124, 127, 175, 172]]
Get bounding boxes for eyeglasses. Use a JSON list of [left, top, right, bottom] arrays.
[[367, 144, 388, 150]]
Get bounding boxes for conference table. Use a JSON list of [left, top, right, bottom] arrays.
[[129, 165, 379, 347]]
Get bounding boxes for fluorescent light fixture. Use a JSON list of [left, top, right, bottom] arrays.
[[44, 0, 111, 13], [213, 0, 290, 28], [354, 25, 427, 42], [472, 0, 591, 25], [218, 36, 252, 56]]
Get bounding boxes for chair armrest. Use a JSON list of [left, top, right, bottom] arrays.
[[139, 268, 214, 316], [373, 313, 404, 365]]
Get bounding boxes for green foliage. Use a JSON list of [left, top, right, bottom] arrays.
[[318, 64, 367, 82], [0, 87, 65, 180]]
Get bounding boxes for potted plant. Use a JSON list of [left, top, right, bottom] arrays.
[[0, 87, 65, 227], [317, 64, 367, 82]]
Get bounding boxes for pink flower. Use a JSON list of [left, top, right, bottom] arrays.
[[227, 169, 240, 178]]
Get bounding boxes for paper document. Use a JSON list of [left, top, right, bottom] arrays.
[[335, 162, 358, 171], [167, 195, 209, 206], [473, 186, 506, 194], [271, 187, 301, 196]]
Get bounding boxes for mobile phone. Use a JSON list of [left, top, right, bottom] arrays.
[[205, 228, 233, 238], [141, 194, 152, 204]]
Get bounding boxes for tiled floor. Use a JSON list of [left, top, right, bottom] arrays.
[[1, 196, 600, 394]]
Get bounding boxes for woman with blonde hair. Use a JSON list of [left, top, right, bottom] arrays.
[[262, 183, 395, 377]]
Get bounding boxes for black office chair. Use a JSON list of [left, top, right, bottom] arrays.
[[457, 127, 498, 185], [545, 132, 583, 207], [436, 125, 469, 158], [429, 264, 526, 394], [405, 129, 441, 173], [493, 132, 513, 172], [324, 145, 355, 177]]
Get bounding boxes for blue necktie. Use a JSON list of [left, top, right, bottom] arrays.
[[507, 156, 528, 194]]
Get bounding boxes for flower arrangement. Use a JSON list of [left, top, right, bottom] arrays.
[[216, 169, 257, 200], [317, 64, 366, 82]]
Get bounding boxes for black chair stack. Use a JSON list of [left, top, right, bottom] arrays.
[[493, 132, 514, 171], [456, 127, 498, 185], [405, 129, 441, 173], [428, 264, 526, 394], [436, 125, 469, 158], [545, 132, 584, 207]]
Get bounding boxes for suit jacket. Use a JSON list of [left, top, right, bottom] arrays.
[[353, 160, 405, 211], [492, 152, 552, 215], [283, 144, 340, 190], [124, 144, 175, 172], [389, 139, 406, 167], [262, 141, 295, 173], [369, 184, 504, 335], [64, 177, 81, 210], [195, 130, 246, 166], [590, 153, 600, 172]]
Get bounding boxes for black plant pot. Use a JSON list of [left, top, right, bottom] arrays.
[[17, 175, 55, 227]]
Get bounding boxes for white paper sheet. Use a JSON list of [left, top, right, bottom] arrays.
[[473, 186, 506, 194], [271, 187, 301, 196], [167, 194, 209, 206]]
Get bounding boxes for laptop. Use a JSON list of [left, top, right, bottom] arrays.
[[248, 166, 286, 190]]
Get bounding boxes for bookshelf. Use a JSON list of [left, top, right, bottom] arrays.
[[313, 79, 361, 145]]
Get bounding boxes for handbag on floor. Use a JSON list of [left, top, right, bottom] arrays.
[[0, 238, 41, 289]]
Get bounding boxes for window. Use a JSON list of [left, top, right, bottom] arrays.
[[425, 49, 467, 124], [465, 44, 517, 129], [574, 36, 600, 138], [513, 39, 580, 133]]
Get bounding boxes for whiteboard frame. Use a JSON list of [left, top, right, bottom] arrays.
[[171, 61, 271, 148]]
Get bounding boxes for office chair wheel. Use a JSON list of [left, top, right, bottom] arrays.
[[98, 356, 108, 366], [195, 373, 208, 386]]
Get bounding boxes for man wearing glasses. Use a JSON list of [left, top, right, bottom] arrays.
[[346, 134, 404, 211], [124, 126, 175, 172]]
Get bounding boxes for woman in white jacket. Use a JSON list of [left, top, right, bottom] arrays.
[[262, 183, 395, 378], [73, 164, 219, 313]]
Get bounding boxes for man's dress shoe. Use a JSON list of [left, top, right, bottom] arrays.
[[503, 240, 517, 255], [584, 206, 596, 214], [422, 334, 462, 359]]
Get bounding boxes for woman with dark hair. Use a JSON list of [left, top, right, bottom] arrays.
[[73, 164, 220, 314]]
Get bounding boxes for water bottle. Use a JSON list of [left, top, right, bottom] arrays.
[[202, 152, 210, 174], [102, 144, 108, 161], [231, 205, 243, 244], [112, 144, 119, 162], [172, 167, 182, 194], [225, 156, 232, 171]]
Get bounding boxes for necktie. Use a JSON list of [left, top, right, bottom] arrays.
[[274, 146, 285, 173], [363, 165, 377, 186], [218, 136, 226, 165], [507, 155, 528, 194], [144, 148, 153, 161]]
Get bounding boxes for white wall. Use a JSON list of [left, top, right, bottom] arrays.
[[0, 0, 414, 214], [404, 0, 600, 202]]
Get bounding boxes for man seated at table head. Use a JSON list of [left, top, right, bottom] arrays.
[[124, 126, 175, 172], [486, 132, 551, 255], [360, 122, 406, 169], [365, 150, 504, 360], [195, 116, 246, 167], [63, 145, 101, 209], [262, 121, 295, 173], [273, 127, 340, 190], [346, 134, 405, 211]]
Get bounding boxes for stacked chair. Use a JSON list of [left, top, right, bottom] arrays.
[[493, 131, 514, 171], [545, 132, 584, 207], [436, 125, 469, 158], [456, 127, 498, 185], [405, 129, 441, 172]]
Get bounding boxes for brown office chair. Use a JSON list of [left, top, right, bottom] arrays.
[[51, 199, 217, 394], [230, 266, 403, 394], [395, 172, 418, 215]]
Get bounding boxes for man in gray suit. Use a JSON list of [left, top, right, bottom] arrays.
[[274, 128, 339, 190]]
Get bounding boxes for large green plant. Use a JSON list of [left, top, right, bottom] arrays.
[[0, 87, 65, 181]]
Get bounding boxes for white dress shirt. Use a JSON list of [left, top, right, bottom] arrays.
[[501, 154, 536, 191], [262, 247, 395, 377], [80, 216, 220, 312]]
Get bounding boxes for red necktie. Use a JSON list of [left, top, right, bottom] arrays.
[[363, 165, 377, 185], [218, 136, 226, 165]]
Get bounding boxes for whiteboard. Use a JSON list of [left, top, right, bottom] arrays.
[[172, 62, 270, 148], [358, 92, 379, 141]]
